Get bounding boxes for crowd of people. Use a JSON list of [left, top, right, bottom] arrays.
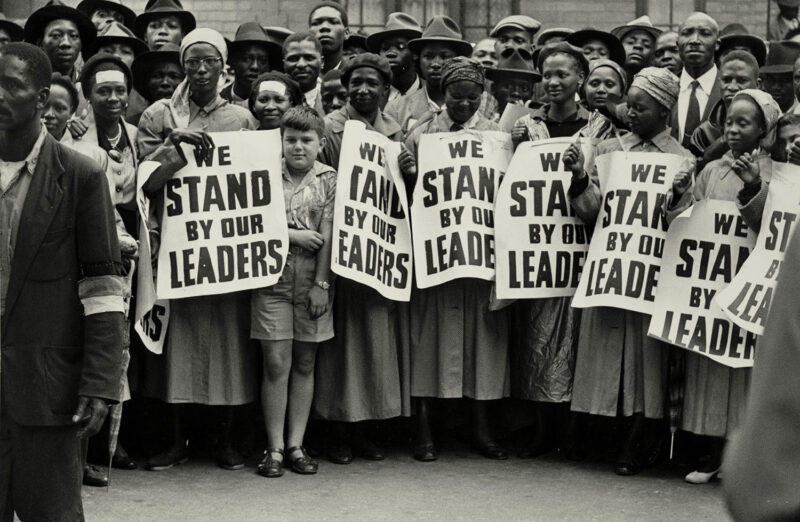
[[3, 0, 800, 519]]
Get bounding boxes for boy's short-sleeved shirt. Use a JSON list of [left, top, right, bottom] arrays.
[[281, 159, 337, 232]]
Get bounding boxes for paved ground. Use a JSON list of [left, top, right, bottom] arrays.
[[83, 449, 728, 521]]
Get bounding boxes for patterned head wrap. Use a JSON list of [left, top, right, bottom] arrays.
[[440, 57, 485, 91], [630, 66, 679, 110]]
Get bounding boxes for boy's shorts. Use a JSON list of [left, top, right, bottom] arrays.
[[251, 247, 334, 342]]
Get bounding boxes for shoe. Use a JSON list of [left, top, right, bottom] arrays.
[[287, 446, 318, 475], [83, 465, 108, 487], [474, 442, 509, 460], [111, 447, 137, 470], [145, 445, 189, 471], [256, 448, 284, 478], [328, 442, 353, 465], [413, 441, 438, 462], [357, 439, 386, 461], [614, 458, 641, 476], [685, 468, 720, 484], [217, 445, 245, 470]]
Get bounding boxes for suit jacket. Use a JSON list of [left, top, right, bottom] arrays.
[[670, 75, 722, 143], [1, 134, 125, 427]]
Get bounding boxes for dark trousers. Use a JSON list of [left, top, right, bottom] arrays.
[[0, 412, 84, 521]]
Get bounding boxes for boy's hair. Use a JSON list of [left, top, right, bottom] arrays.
[[50, 72, 80, 114], [281, 106, 326, 138], [720, 50, 760, 76], [283, 31, 322, 57], [0, 42, 52, 91]]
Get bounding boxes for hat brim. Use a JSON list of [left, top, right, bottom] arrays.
[[536, 28, 574, 46], [133, 10, 196, 39], [611, 25, 662, 43], [24, 6, 97, 47], [365, 28, 421, 53], [486, 67, 541, 83], [131, 48, 181, 100], [408, 37, 473, 57], [77, 0, 136, 29], [83, 34, 150, 60], [717, 35, 767, 67], [0, 20, 23, 42], [760, 65, 794, 74], [226, 39, 284, 71], [566, 30, 626, 67]]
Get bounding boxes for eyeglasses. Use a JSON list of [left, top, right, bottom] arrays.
[[184, 57, 222, 71]]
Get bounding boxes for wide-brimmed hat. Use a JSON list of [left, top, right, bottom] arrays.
[[537, 41, 590, 77], [717, 33, 767, 67], [83, 20, 147, 60], [263, 26, 293, 46], [486, 47, 541, 83], [131, 42, 180, 99], [0, 13, 23, 42], [566, 28, 625, 67], [366, 12, 422, 52], [226, 21, 282, 69], [344, 32, 368, 51], [489, 15, 542, 38], [79, 52, 132, 98], [408, 15, 472, 57], [24, 2, 96, 48], [536, 27, 574, 47], [133, 0, 195, 40], [76, 0, 136, 29], [761, 40, 800, 73], [611, 15, 662, 43]]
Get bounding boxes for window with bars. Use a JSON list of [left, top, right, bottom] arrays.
[[639, 0, 707, 31]]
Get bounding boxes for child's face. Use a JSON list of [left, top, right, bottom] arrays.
[[725, 98, 764, 156], [283, 127, 323, 172], [542, 54, 583, 106], [321, 77, 347, 114], [444, 80, 483, 124], [774, 123, 800, 162], [492, 77, 534, 109]]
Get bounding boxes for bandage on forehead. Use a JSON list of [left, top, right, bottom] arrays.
[[259, 80, 287, 96], [95, 70, 126, 85]]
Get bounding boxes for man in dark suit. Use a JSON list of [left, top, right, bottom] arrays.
[[672, 12, 721, 149], [0, 42, 125, 521]]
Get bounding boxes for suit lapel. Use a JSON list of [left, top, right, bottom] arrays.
[[703, 80, 722, 120], [3, 135, 65, 325]]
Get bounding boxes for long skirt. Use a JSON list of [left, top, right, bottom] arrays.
[[681, 352, 750, 438], [570, 307, 667, 419], [135, 292, 257, 406], [512, 297, 578, 403], [410, 279, 509, 400], [313, 279, 410, 421]]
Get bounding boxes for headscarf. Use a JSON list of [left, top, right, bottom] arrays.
[[732, 89, 782, 148], [440, 57, 485, 91], [170, 28, 228, 128], [630, 66, 679, 110], [587, 58, 627, 93]]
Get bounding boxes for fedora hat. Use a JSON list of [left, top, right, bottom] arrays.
[[486, 47, 541, 82], [490, 15, 542, 38], [611, 15, 662, 43], [536, 27, 574, 47], [366, 12, 422, 52], [0, 13, 23, 42], [761, 40, 800, 73], [133, 0, 196, 40], [83, 20, 147, 60], [227, 21, 282, 69], [24, 2, 96, 48], [344, 32, 368, 51], [408, 15, 472, 57], [76, 0, 136, 29], [263, 26, 293, 46], [131, 42, 181, 100], [566, 28, 626, 67], [717, 34, 767, 67]]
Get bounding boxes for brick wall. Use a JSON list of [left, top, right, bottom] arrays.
[[1, 0, 772, 40]]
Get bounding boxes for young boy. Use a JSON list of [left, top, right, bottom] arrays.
[[253, 106, 335, 478]]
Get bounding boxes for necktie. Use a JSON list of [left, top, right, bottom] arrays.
[[683, 80, 701, 148]]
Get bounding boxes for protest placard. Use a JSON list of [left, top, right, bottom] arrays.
[[495, 138, 592, 298], [648, 200, 757, 368], [572, 151, 688, 313], [715, 162, 800, 335], [497, 103, 537, 132], [331, 121, 413, 301], [411, 130, 513, 288], [156, 130, 288, 299]]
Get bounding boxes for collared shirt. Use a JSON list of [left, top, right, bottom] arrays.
[[678, 64, 718, 143], [320, 102, 403, 169], [385, 86, 499, 136], [281, 160, 337, 232], [404, 108, 500, 159], [0, 124, 49, 313], [303, 77, 322, 108], [387, 75, 422, 105]]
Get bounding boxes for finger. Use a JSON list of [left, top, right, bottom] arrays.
[[202, 133, 215, 151], [72, 397, 89, 425]]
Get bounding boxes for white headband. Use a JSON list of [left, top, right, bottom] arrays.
[[259, 80, 287, 96], [95, 70, 126, 85]]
